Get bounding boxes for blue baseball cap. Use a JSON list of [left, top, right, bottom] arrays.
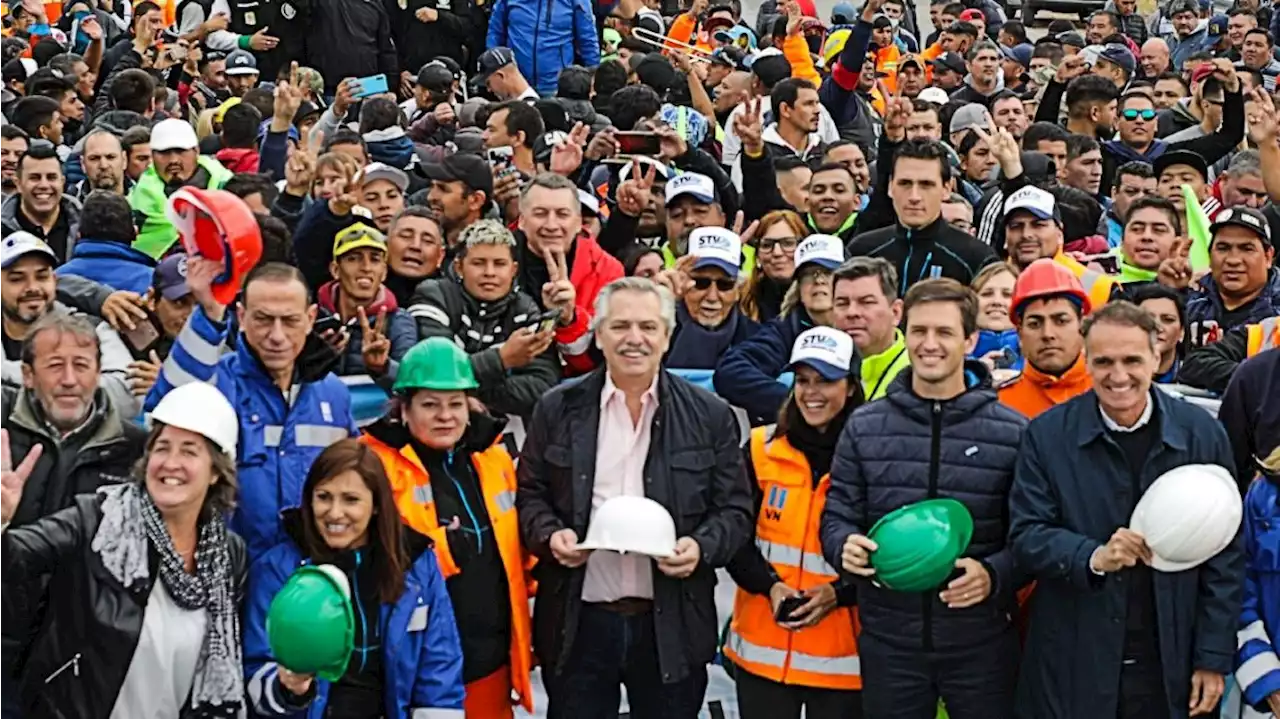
[[786, 327, 859, 381], [1001, 43, 1034, 68]]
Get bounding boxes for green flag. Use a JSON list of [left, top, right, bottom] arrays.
[[1182, 184, 1212, 272]]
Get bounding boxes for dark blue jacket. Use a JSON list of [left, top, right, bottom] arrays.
[[1237, 474, 1280, 714], [1008, 390, 1244, 719], [1185, 268, 1280, 345], [1220, 347, 1280, 490], [713, 307, 815, 423], [666, 305, 759, 371], [819, 364, 1029, 652], [57, 239, 157, 295]]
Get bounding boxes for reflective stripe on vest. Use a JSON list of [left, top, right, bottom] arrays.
[[755, 537, 838, 578], [1247, 316, 1280, 357], [725, 628, 862, 678]]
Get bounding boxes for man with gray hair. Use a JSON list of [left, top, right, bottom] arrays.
[[517, 275, 753, 719], [1218, 149, 1267, 209], [0, 310, 146, 714], [409, 218, 560, 418]]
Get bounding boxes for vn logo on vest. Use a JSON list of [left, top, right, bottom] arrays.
[[763, 486, 788, 521]]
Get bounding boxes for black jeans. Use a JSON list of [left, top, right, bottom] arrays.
[[1117, 658, 1169, 719], [735, 667, 865, 719], [546, 603, 709, 719], [858, 627, 1019, 719]]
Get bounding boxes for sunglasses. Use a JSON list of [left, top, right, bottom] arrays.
[[1122, 108, 1157, 121], [690, 276, 737, 292]]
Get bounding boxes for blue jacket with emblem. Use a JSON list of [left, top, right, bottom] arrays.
[[142, 305, 357, 560], [56, 239, 158, 295], [714, 307, 815, 424], [819, 363, 1029, 652], [1237, 474, 1280, 714], [243, 514, 466, 718], [484, 0, 601, 96]]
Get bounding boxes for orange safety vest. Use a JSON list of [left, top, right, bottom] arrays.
[[1246, 316, 1280, 357], [998, 352, 1092, 420], [361, 434, 536, 713], [1054, 251, 1118, 313], [723, 428, 862, 691]]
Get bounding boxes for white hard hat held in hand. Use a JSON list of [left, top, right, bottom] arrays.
[[576, 496, 677, 559]]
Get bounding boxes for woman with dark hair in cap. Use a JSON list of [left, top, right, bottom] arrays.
[[724, 326, 866, 719]]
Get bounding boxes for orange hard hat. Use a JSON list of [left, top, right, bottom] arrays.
[[165, 188, 263, 306], [1010, 258, 1091, 325]]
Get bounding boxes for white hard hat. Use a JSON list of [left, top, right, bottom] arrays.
[[577, 496, 677, 559], [150, 382, 239, 457], [1130, 464, 1241, 573]]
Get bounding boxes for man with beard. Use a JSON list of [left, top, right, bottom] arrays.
[[0, 145, 80, 263], [950, 42, 1003, 109], [71, 130, 130, 200], [655, 172, 732, 267], [1, 126, 29, 200], [129, 119, 233, 259], [663, 227, 760, 372], [0, 232, 138, 415], [1001, 185, 1119, 310], [424, 153, 492, 250]]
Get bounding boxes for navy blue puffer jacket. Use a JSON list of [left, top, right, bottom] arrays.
[[820, 362, 1029, 652]]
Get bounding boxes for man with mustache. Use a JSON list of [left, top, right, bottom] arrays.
[[0, 232, 140, 416], [1, 126, 28, 200], [129, 118, 233, 259], [423, 153, 493, 249], [71, 130, 130, 201], [0, 144, 80, 263]]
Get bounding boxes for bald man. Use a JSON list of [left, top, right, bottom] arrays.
[[1140, 38, 1171, 79]]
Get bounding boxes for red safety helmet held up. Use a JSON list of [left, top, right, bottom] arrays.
[[1009, 258, 1091, 325], [165, 188, 263, 306]]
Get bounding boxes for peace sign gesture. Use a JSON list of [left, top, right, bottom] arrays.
[[329, 168, 363, 217], [1, 430, 42, 526], [655, 254, 697, 298], [358, 306, 392, 376], [541, 249, 577, 325], [971, 122, 1020, 177], [882, 93, 913, 143], [1157, 238, 1193, 290], [616, 159, 657, 217], [551, 122, 590, 177], [734, 98, 765, 157], [731, 210, 761, 248]]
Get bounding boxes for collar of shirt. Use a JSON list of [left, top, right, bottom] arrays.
[[1099, 391, 1154, 433], [600, 371, 660, 411]]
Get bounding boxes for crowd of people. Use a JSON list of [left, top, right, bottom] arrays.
[[0, 0, 1279, 714]]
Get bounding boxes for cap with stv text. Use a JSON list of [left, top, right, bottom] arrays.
[[949, 104, 991, 135], [930, 52, 967, 75], [150, 118, 200, 152], [688, 227, 742, 277], [333, 223, 388, 259], [1003, 186, 1062, 224], [476, 47, 516, 82], [1210, 206, 1272, 246], [225, 49, 258, 76], [422, 153, 494, 197], [665, 172, 718, 206], [1, 231, 57, 269], [361, 162, 410, 193], [786, 326, 859, 381], [154, 253, 191, 300], [794, 234, 845, 272]]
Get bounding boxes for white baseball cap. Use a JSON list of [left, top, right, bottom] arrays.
[[150, 118, 200, 152], [786, 326, 858, 381], [664, 171, 717, 206], [1, 231, 57, 269], [917, 87, 950, 105], [1003, 185, 1060, 224], [688, 227, 742, 277], [794, 234, 845, 272], [361, 162, 410, 193]]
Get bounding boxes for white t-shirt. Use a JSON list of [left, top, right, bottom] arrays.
[[110, 581, 207, 719], [722, 96, 840, 192]]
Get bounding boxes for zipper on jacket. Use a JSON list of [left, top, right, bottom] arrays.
[[922, 400, 943, 653], [354, 551, 370, 672], [44, 653, 81, 684]]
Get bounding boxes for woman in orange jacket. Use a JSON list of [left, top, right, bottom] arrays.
[[360, 339, 536, 718]]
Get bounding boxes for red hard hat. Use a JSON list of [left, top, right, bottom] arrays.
[[165, 188, 263, 306], [1010, 258, 1091, 325]]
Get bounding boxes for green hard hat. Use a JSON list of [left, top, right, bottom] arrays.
[[867, 498, 974, 593], [266, 565, 355, 682], [392, 337, 479, 394]]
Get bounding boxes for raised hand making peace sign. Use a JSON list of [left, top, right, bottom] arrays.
[[358, 306, 391, 376], [616, 159, 658, 218], [1, 430, 43, 526], [542, 249, 577, 326]]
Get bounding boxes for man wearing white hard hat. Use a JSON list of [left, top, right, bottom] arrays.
[[129, 118, 233, 259], [1010, 301, 1243, 719], [0, 309, 148, 713], [518, 275, 753, 719], [663, 227, 759, 374]]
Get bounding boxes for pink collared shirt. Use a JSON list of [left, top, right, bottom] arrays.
[[580, 371, 660, 603]]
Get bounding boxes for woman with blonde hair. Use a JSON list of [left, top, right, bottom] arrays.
[[969, 261, 1022, 378], [740, 210, 808, 323]]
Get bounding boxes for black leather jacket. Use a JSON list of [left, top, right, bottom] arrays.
[[3, 493, 247, 719]]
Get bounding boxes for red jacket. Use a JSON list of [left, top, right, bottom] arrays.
[[214, 147, 260, 173], [557, 233, 623, 375]]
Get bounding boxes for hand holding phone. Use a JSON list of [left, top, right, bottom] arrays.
[[351, 73, 389, 99], [614, 131, 662, 156]]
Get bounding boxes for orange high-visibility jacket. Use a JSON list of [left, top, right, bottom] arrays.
[[362, 434, 536, 713], [998, 353, 1092, 420], [1054, 251, 1120, 313], [1246, 316, 1280, 357], [723, 428, 862, 691]]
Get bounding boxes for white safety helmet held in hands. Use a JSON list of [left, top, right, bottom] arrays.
[[150, 382, 239, 457], [576, 496, 677, 559], [1129, 464, 1242, 572]]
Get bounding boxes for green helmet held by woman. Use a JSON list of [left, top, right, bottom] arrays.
[[392, 338, 479, 394]]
